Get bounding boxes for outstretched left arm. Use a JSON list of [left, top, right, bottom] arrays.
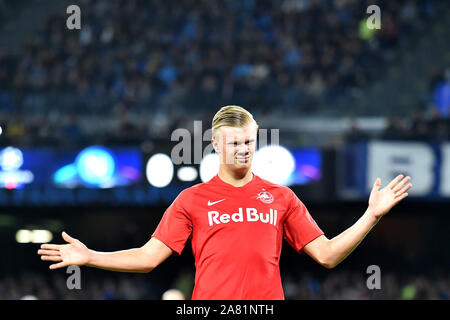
[[303, 174, 412, 269]]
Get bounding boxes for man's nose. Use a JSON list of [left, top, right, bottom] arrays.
[[237, 144, 249, 154]]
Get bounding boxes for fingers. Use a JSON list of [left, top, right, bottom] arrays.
[[38, 249, 60, 256], [49, 261, 69, 270], [62, 231, 75, 244], [40, 243, 63, 250], [41, 255, 62, 262], [387, 174, 404, 189], [394, 192, 409, 203], [395, 182, 412, 197], [371, 178, 381, 193], [38, 247, 62, 263], [38, 237, 72, 270], [392, 176, 411, 193]]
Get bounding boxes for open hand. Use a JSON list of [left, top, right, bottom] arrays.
[[37, 232, 90, 270], [368, 174, 412, 219]]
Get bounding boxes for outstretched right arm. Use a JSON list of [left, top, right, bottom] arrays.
[[38, 232, 173, 273]]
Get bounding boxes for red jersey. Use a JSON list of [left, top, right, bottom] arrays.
[[151, 173, 324, 300]]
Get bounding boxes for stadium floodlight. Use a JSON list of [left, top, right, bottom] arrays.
[[0, 147, 24, 171], [177, 166, 198, 182], [75, 146, 115, 186], [252, 145, 296, 185], [146, 153, 174, 187], [199, 152, 220, 183], [15, 229, 53, 243], [0, 147, 34, 189], [15, 229, 32, 243], [31, 230, 53, 243]]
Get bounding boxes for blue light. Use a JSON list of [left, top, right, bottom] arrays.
[[75, 146, 116, 186], [53, 164, 77, 185]]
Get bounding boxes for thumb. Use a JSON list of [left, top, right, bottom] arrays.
[[62, 231, 75, 243], [372, 178, 381, 192]]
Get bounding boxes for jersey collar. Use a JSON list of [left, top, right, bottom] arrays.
[[212, 172, 258, 191]]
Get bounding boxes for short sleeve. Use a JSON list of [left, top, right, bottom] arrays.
[[151, 189, 193, 255], [283, 188, 324, 254]]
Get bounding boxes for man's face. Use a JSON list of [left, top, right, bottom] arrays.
[[212, 123, 258, 171]]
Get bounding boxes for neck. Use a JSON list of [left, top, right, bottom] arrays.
[[218, 166, 253, 187]]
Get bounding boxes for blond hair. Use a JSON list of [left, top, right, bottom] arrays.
[[212, 105, 258, 137]]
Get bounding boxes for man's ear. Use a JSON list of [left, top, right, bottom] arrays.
[[211, 137, 219, 153]]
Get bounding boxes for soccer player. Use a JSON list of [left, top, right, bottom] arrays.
[[37, 106, 412, 299]]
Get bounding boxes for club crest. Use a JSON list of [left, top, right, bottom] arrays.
[[256, 190, 274, 204]]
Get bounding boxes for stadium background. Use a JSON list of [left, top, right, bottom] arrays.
[[0, 0, 449, 300]]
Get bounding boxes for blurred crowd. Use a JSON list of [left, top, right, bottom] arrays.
[[0, 271, 161, 300], [344, 66, 450, 142], [345, 106, 450, 143], [0, 0, 441, 147], [1, 268, 448, 300], [283, 268, 449, 300], [3, 104, 449, 148]]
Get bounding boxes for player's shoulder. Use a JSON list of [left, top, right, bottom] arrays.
[[175, 178, 215, 199], [176, 182, 203, 197]]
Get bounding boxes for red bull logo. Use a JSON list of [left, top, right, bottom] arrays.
[[208, 208, 278, 227], [256, 190, 273, 204]]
